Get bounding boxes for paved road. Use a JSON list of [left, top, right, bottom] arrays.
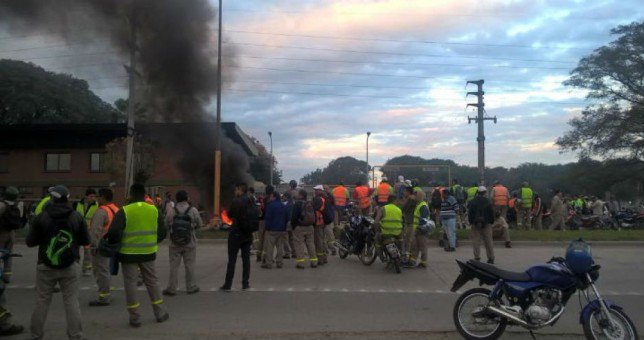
[[2, 241, 642, 339]]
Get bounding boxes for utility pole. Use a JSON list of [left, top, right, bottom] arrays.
[[466, 79, 496, 185], [268, 131, 273, 187], [213, 0, 223, 217], [366, 131, 371, 185], [124, 9, 138, 196]]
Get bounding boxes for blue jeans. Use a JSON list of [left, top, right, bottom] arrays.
[[442, 217, 456, 248]]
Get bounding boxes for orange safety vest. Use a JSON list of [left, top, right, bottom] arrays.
[[332, 186, 348, 206], [354, 186, 371, 209], [145, 195, 155, 205], [508, 198, 516, 209], [376, 183, 392, 203], [98, 203, 119, 237], [493, 185, 509, 206]]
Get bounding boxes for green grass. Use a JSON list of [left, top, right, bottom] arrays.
[[427, 229, 644, 242]]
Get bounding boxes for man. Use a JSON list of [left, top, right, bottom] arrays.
[[518, 182, 534, 230], [27, 185, 90, 339], [491, 180, 509, 220], [465, 183, 478, 204], [400, 187, 416, 263], [163, 190, 203, 296], [441, 188, 458, 252], [163, 192, 175, 215], [374, 195, 403, 247], [0, 187, 22, 284], [105, 183, 168, 327], [353, 181, 371, 215], [451, 179, 467, 229], [284, 180, 300, 259], [492, 210, 512, 248], [323, 185, 337, 256], [261, 191, 288, 269], [221, 183, 257, 290], [290, 189, 318, 269], [332, 182, 350, 228], [549, 190, 566, 231], [591, 196, 605, 216], [394, 176, 406, 200], [531, 193, 544, 231], [312, 185, 329, 265], [468, 186, 495, 264], [429, 185, 443, 227], [410, 191, 430, 267], [74, 188, 98, 276], [88, 188, 119, 306], [374, 177, 393, 207], [507, 193, 519, 229], [255, 186, 273, 263]]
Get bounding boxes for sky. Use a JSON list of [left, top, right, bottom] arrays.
[[1, 0, 643, 181]]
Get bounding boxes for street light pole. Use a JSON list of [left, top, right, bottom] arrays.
[[213, 0, 223, 217], [366, 131, 371, 185], [268, 131, 273, 187]]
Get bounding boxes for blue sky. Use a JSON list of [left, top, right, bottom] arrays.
[[2, 0, 643, 181]]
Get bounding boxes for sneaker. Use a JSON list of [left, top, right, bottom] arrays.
[[219, 286, 231, 292], [162, 289, 177, 296], [129, 319, 142, 328], [505, 241, 512, 248], [88, 299, 110, 307], [487, 259, 495, 264], [156, 313, 169, 323], [260, 264, 272, 269], [187, 287, 200, 295]]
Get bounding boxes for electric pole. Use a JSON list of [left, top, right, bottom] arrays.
[[213, 0, 223, 217], [124, 9, 138, 196], [466, 79, 496, 185]]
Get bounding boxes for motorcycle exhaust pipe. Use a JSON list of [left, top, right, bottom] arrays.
[[486, 306, 529, 327]]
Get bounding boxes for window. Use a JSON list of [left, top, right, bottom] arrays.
[[90, 153, 106, 172], [0, 154, 7, 172], [45, 153, 71, 172]]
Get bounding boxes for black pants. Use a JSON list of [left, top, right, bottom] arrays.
[[223, 233, 252, 289]]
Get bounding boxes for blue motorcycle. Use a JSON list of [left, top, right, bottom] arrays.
[[450, 240, 638, 340]]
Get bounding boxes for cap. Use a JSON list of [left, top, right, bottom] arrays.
[[3, 187, 19, 200], [313, 185, 324, 191], [404, 180, 412, 186], [477, 186, 487, 193], [49, 185, 70, 200]]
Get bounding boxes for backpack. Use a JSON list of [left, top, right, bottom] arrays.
[[473, 203, 486, 227], [170, 205, 193, 246], [43, 214, 76, 269], [0, 201, 22, 231], [322, 196, 334, 225], [298, 201, 316, 226], [240, 197, 260, 234]]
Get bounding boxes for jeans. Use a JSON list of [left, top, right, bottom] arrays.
[[442, 217, 456, 248], [223, 233, 252, 288]]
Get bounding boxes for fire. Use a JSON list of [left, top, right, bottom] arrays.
[[221, 210, 232, 226]]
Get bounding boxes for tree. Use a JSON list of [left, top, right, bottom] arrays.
[[558, 22, 644, 160], [0, 59, 123, 124], [301, 157, 368, 185], [104, 137, 157, 184]]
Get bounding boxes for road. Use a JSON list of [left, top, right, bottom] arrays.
[[2, 241, 642, 339]]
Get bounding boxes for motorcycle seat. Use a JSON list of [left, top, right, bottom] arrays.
[[468, 260, 532, 282]]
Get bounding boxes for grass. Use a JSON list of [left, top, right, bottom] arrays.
[[427, 228, 644, 242]]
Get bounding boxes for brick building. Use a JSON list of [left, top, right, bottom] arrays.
[[0, 123, 258, 214]]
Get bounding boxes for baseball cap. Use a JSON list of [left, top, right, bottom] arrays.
[[313, 185, 324, 190], [49, 185, 70, 200], [477, 186, 487, 193]]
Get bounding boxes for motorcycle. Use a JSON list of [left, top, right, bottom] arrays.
[[378, 236, 403, 274], [335, 203, 374, 261], [451, 240, 638, 340], [615, 209, 644, 229]]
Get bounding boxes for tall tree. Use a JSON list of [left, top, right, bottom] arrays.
[[0, 59, 122, 124], [558, 22, 644, 160], [301, 156, 367, 185]]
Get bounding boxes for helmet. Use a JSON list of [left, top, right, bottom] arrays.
[[3, 187, 19, 201], [417, 218, 436, 234]]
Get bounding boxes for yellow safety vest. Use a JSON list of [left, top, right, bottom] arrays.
[[76, 202, 98, 223], [120, 202, 159, 255], [412, 201, 429, 230], [520, 187, 533, 208], [466, 187, 478, 202], [380, 204, 403, 236]]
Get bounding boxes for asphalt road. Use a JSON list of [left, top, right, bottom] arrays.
[[1, 241, 642, 339]]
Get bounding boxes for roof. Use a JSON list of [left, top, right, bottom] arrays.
[[0, 122, 259, 157]]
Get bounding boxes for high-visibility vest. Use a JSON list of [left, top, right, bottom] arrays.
[[332, 186, 349, 206], [376, 183, 392, 203], [412, 201, 429, 230], [98, 203, 119, 237], [492, 185, 509, 206], [466, 187, 478, 202], [413, 187, 422, 194], [120, 202, 159, 255], [520, 187, 533, 208], [354, 186, 370, 209], [35, 196, 51, 215], [380, 204, 403, 236], [76, 201, 98, 223]]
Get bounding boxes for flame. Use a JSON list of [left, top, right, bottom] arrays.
[[221, 210, 232, 226]]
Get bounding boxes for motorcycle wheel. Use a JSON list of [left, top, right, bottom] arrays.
[[358, 236, 377, 266], [453, 288, 507, 340], [337, 233, 349, 259], [583, 305, 638, 340]]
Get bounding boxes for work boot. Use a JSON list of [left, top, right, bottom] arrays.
[[162, 289, 176, 296], [282, 254, 291, 259], [310, 262, 318, 268], [487, 259, 495, 265], [187, 287, 200, 295], [156, 313, 170, 323], [296, 264, 305, 270], [88, 298, 110, 307], [129, 318, 142, 328], [505, 241, 512, 248], [219, 285, 231, 292], [417, 262, 427, 268], [260, 263, 272, 269]]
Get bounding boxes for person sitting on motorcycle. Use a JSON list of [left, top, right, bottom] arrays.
[[374, 195, 404, 249]]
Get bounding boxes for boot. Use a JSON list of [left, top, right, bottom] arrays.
[[505, 241, 512, 248]]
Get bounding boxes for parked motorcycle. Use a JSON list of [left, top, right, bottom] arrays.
[[451, 239, 638, 340], [615, 209, 644, 229], [336, 203, 373, 260], [379, 236, 403, 274]]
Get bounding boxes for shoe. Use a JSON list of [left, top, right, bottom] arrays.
[[447, 247, 456, 252], [162, 289, 177, 296], [443, 247, 450, 252], [187, 287, 200, 295], [310, 263, 318, 268], [417, 263, 427, 268], [156, 313, 169, 323], [474, 257, 481, 262], [282, 254, 291, 259], [0, 324, 24, 336], [242, 285, 250, 291], [260, 264, 272, 269], [2, 276, 10, 284], [256, 256, 262, 263], [88, 299, 110, 307], [129, 319, 142, 328], [276, 263, 283, 269], [403, 262, 416, 268], [505, 241, 512, 248], [219, 286, 231, 292], [296, 264, 305, 270], [487, 259, 495, 264]]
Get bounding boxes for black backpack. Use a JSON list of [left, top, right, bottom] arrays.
[[170, 205, 193, 246], [322, 197, 334, 225], [0, 202, 22, 231], [240, 198, 260, 234], [43, 214, 76, 269], [473, 203, 486, 227], [299, 201, 316, 226]]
